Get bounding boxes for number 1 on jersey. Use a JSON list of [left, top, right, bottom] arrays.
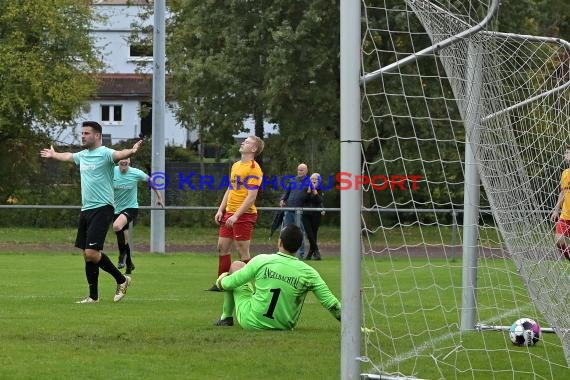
[[263, 288, 281, 319]]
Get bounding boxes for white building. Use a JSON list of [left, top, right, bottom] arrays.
[[52, 0, 192, 147]]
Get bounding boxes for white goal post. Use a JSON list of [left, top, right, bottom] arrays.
[[341, 0, 570, 379]]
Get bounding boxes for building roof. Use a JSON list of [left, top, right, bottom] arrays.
[[93, 0, 152, 5], [94, 73, 152, 100]]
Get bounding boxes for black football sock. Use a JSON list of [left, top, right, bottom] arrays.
[[118, 241, 127, 261], [117, 231, 126, 262], [97, 252, 127, 283], [124, 243, 133, 266], [116, 230, 126, 245], [85, 261, 100, 300]]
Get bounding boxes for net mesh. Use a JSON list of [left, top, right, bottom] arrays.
[[359, 0, 570, 378]]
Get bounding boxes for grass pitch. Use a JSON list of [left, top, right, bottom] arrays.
[[1, 226, 569, 379], [0, 252, 341, 380]]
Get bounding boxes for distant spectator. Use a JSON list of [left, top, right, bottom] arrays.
[[303, 173, 325, 260], [279, 163, 309, 259]]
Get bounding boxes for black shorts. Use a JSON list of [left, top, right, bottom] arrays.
[[75, 205, 114, 251], [113, 208, 139, 232]]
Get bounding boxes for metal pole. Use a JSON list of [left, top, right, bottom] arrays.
[[340, 0, 361, 378], [461, 40, 482, 331], [150, 0, 166, 253]]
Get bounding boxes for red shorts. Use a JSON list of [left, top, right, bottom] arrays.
[[219, 212, 257, 241], [556, 219, 570, 236]]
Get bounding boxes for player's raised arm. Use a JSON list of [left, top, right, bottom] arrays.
[[113, 139, 143, 162], [40, 145, 74, 163]]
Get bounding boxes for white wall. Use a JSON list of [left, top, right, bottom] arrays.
[[52, 2, 193, 147], [92, 4, 155, 74], [52, 101, 189, 146]]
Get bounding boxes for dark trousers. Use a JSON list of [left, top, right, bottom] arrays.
[[302, 213, 322, 254]]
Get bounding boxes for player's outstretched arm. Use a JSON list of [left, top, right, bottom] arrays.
[[40, 145, 73, 163], [113, 139, 143, 162], [311, 276, 342, 321]]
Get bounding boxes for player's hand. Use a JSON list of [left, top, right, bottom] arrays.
[[156, 198, 165, 208], [225, 214, 238, 227], [131, 139, 143, 154], [214, 211, 224, 224], [216, 272, 229, 290], [550, 211, 559, 222], [40, 145, 55, 158]]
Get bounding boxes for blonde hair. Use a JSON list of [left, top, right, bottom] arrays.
[[249, 135, 265, 156]]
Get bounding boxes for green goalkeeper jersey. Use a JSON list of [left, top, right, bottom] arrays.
[[220, 252, 341, 330]]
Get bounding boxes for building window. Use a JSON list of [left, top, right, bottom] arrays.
[[101, 105, 123, 125], [129, 43, 153, 61]]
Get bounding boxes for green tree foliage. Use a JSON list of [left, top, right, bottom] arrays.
[[166, 0, 267, 157], [164, 0, 340, 179], [0, 0, 102, 203], [498, 0, 569, 39]]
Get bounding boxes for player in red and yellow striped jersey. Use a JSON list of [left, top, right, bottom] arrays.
[[550, 148, 570, 261], [207, 135, 265, 291]]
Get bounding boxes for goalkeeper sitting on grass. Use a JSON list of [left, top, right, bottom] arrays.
[[214, 224, 341, 329]]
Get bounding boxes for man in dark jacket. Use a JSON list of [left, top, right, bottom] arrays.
[[279, 163, 309, 258]]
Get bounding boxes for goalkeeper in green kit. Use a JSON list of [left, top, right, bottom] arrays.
[[214, 224, 341, 329]]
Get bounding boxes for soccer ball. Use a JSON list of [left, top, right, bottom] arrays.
[[509, 318, 541, 346]]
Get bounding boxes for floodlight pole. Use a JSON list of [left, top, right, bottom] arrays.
[[151, 0, 166, 253]]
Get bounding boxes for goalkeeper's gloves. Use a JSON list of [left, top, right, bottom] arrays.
[[216, 272, 229, 290]]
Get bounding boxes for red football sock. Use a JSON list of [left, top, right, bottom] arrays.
[[219, 255, 232, 276]]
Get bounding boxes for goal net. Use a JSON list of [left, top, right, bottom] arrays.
[[354, 0, 570, 378]]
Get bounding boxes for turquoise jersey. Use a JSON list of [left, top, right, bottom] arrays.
[[73, 146, 116, 211], [113, 166, 148, 213], [220, 252, 341, 330]]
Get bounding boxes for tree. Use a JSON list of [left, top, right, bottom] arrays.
[[497, 0, 569, 39], [164, 1, 340, 170], [0, 0, 103, 203], [165, 0, 267, 155]]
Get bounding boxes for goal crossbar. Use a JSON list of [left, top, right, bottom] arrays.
[[361, 0, 500, 82]]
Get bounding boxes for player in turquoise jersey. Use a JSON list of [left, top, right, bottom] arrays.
[[113, 158, 164, 273], [41, 121, 143, 303], [214, 224, 341, 329]]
